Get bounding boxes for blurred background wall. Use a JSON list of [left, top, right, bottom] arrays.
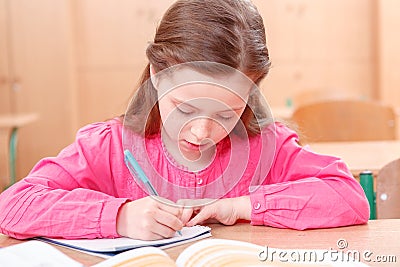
[[0, 0, 399, 180]]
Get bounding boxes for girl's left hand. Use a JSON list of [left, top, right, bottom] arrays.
[[178, 196, 251, 226]]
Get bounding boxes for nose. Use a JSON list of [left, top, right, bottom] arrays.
[[190, 118, 212, 141]]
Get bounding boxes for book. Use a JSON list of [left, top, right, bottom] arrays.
[[93, 238, 371, 267], [0, 238, 370, 267], [36, 225, 211, 257], [0, 240, 82, 267]]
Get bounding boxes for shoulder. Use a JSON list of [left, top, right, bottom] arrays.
[[267, 121, 298, 137], [67, 118, 126, 157], [75, 117, 123, 141], [251, 122, 300, 146], [245, 122, 300, 160]]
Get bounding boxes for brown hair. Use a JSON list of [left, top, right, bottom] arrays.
[[124, 0, 271, 137]]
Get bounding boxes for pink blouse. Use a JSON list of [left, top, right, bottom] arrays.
[[0, 118, 369, 239]]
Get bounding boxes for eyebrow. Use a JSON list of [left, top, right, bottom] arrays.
[[171, 97, 245, 112]]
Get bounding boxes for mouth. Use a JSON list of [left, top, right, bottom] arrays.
[[181, 140, 210, 151]]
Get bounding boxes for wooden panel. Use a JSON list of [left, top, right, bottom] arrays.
[[75, 0, 174, 68], [378, 0, 400, 108], [0, 129, 9, 191], [254, 0, 375, 107], [0, 0, 12, 114], [74, 0, 377, 124], [7, 0, 77, 179], [74, 0, 174, 126], [377, 0, 400, 139], [76, 69, 140, 127], [1, 0, 13, 189]]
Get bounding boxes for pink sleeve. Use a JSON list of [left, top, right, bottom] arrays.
[[249, 124, 370, 229], [0, 121, 130, 239]]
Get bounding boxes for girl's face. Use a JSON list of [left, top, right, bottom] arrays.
[[155, 68, 252, 166]]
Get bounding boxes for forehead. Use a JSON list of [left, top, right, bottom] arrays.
[[155, 66, 253, 103], [165, 83, 248, 108]]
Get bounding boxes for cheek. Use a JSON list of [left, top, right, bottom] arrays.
[[159, 105, 190, 139], [212, 125, 230, 142], [158, 100, 179, 126], [162, 116, 186, 140], [157, 99, 171, 123], [206, 121, 232, 143], [216, 113, 242, 133]]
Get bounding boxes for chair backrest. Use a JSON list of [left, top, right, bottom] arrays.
[[291, 100, 397, 143], [376, 158, 400, 219]]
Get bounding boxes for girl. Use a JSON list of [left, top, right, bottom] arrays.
[[0, 0, 369, 241]]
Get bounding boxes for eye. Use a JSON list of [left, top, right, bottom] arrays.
[[176, 104, 195, 115], [218, 115, 233, 120], [217, 113, 235, 121]]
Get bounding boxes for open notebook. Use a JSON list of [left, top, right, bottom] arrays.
[[36, 225, 211, 257], [0, 238, 371, 267]]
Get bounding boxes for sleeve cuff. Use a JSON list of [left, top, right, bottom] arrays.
[[99, 198, 130, 238], [250, 188, 267, 225]]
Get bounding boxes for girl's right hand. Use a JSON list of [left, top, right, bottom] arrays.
[[116, 196, 184, 240]]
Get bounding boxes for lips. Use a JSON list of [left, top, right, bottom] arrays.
[[182, 140, 203, 151]]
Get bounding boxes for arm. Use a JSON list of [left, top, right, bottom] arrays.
[[0, 120, 185, 240], [0, 121, 129, 239], [182, 196, 251, 226], [249, 124, 370, 229], [183, 124, 369, 229]]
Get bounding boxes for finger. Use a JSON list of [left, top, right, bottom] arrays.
[[135, 217, 172, 240], [156, 198, 182, 218], [148, 220, 178, 239], [186, 206, 214, 226], [139, 230, 165, 240], [153, 209, 183, 232], [180, 207, 194, 225]]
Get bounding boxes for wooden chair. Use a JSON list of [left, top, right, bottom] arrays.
[[376, 158, 400, 219], [291, 100, 397, 143]]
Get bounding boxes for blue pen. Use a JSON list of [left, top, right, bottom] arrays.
[[124, 149, 158, 195], [123, 149, 182, 236]]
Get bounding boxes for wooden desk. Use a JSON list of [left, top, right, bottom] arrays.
[[1, 220, 399, 267], [166, 220, 400, 266], [0, 113, 38, 190], [0, 113, 39, 128], [307, 140, 400, 176]]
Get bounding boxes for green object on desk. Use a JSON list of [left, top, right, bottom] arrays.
[[359, 170, 376, 220]]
